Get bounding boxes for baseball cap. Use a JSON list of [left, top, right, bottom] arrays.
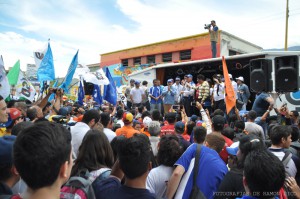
[[190, 115, 198, 122], [1, 108, 22, 127], [212, 115, 225, 126], [196, 120, 207, 128], [143, 116, 152, 128], [228, 74, 232, 79], [175, 121, 185, 133], [226, 141, 240, 156], [236, 76, 244, 82], [175, 77, 180, 81], [186, 74, 193, 78], [167, 79, 173, 83], [0, 135, 16, 165], [58, 107, 71, 116], [123, 112, 134, 124], [134, 80, 141, 85]]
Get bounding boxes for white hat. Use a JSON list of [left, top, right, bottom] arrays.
[[236, 76, 244, 82], [228, 74, 232, 79], [143, 116, 152, 128]]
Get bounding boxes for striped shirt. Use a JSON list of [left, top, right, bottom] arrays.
[[195, 81, 210, 103]]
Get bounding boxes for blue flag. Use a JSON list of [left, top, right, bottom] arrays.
[[37, 43, 55, 82], [59, 50, 78, 92], [103, 68, 117, 105], [93, 84, 102, 105], [48, 80, 58, 102], [78, 80, 85, 106]]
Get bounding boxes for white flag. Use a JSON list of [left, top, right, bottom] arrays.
[[0, 56, 10, 99], [33, 44, 48, 68], [15, 71, 36, 102], [83, 68, 109, 85]]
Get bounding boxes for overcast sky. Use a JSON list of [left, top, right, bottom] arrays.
[[0, 0, 299, 77]]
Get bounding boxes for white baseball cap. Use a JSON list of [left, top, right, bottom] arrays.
[[236, 76, 244, 82], [228, 74, 232, 79]]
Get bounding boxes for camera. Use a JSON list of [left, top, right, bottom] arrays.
[[204, 24, 211, 29]]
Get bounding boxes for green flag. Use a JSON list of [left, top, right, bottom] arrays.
[[7, 60, 20, 86]]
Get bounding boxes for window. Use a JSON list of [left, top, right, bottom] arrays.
[[180, 50, 191, 60], [147, 55, 155, 64], [229, 50, 237, 56], [134, 57, 141, 65], [122, 59, 128, 67], [162, 53, 172, 62]]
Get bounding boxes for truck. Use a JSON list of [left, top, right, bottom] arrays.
[[127, 51, 300, 112]]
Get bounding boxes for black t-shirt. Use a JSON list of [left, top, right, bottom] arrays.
[[214, 168, 245, 199], [93, 177, 156, 199]]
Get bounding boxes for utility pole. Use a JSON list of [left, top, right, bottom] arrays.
[[284, 0, 289, 51]]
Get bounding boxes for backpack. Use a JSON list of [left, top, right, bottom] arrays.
[[60, 170, 96, 199]]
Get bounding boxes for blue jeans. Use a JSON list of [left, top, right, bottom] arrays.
[[150, 103, 161, 113], [211, 41, 217, 58]]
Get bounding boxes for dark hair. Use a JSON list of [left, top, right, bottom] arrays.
[[82, 109, 100, 124], [151, 110, 161, 121], [142, 81, 148, 86], [112, 123, 121, 132], [118, 134, 151, 179], [133, 120, 141, 128], [213, 122, 224, 132], [175, 113, 182, 122], [7, 100, 17, 108], [222, 127, 235, 140], [71, 130, 114, 176], [116, 109, 124, 119], [213, 109, 224, 117], [0, 95, 3, 101], [138, 105, 144, 114], [13, 122, 71, 190], [234, 120, 245, 131], [197, 74, 205, 81], [186, 121, 196, 136], [0, 165, 12, 181], [291, 126, 299, 142], [270, 125, 292, 145], [157, 135, 182, 166], [27, 107, 37, 121], [238, 134, 265, 168], [130, 108, 136, 117], [247, 110, 257, 120], [193, 126, 207, 144], [244, 150, 285, 198], [206, 133, 225, 153], [291, 110, 299, 117], [100, 112, 111, 127], [141, 111, 151, 120], [166, 113, 176, 124], [110, 135, 126, 161], [11, 121, 33, 136]]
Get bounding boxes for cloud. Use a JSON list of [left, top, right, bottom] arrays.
[[0, 0, 299, 78]]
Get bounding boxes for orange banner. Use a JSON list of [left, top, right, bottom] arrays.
[[222, 56, 236, 114]]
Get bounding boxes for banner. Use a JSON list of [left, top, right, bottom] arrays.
[[103, 68, 117, 105], [78, 80, 84, 106], [0, 56, 10, 99], [37, 42, 55, 82], [7, 60, 20, 86], [15, 71, 36, 102], [59, 50, 78, 92], [93, 84, 102, 105], [222, 56, 236, 114]]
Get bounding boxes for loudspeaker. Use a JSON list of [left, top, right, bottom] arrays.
[[83, 81, 94, 95], [250, 58, 273, 92], [275, 56, 299, 92]]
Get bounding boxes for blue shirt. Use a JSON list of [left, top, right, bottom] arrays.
[[162, 85, 177, 104], [149, 86, 162, 104], [174, 144, 228, 199], [237, 84, 250, 103], [252, 92, 270, 116]]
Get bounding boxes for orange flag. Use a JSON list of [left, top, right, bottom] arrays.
[[222, 56, 236, 114]]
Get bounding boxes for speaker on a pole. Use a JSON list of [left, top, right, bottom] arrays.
[[275, 56, 299, 92], [250, 58, 273, 92], [83, 81, 94, 95]]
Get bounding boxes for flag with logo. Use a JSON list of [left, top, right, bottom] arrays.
[[59, 50, 78, 92], [222, 56, 236, 114], [78, 80, 84, 106], [37, 42, 55, 82], [93, 84, 102, 105], [103, 68, 117, 105], [15, 71, 36, 102], [0, 55, 10, 99]]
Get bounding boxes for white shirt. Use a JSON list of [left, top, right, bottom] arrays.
[[116, 119, 124, 127], [103, 128, 116, 142], [130, 87, 144, 104], [70, 122, 90, 158], [213, 83, 225, 101], [173, 83, 183, 103], [231, 80, 238, 98]]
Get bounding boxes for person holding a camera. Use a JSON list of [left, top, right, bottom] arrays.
[[206, 20, 219, 58]]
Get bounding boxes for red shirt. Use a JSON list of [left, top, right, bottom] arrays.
[[160, 124, 175, 136], [219, 135, 233, 164]]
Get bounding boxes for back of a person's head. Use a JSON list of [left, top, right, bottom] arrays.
[[148, 121, 161, 137], [118, 134, 151, 179], [27, 107, 37, 121], [151, 110, 161, 121], [141, 111, 151, 120], [205, 133, 225, 153], [247, 110, 257, 120], [244, 150, 285, 198], [270, 125, 292, 145], [72, 130, 114, 176], [110, 135, 126, 161], [82, 109, 100, 124], [157, 135, 182, 167], [213, 109, 224, 117], [291, 125, 299, 142], [222, 127, 235, 140], [100, 112, 111, 127], [138, 105, 144, 114], [142, 80, 148, 86], [165, 112, 176, 124], [116, 109, 124, 119], [11, 121, 33, 136], [7, 100, 17, 108], [193, 126, 207, 144], [234, 120, 245, 131], [13, 121, 71, 190], [186, 121, 196, 136], [212, 115, 225, 132]]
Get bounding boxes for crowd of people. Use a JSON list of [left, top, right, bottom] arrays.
[[0, 73, 300, 199]]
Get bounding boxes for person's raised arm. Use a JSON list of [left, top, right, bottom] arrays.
[[51, 88, 63, 116]]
